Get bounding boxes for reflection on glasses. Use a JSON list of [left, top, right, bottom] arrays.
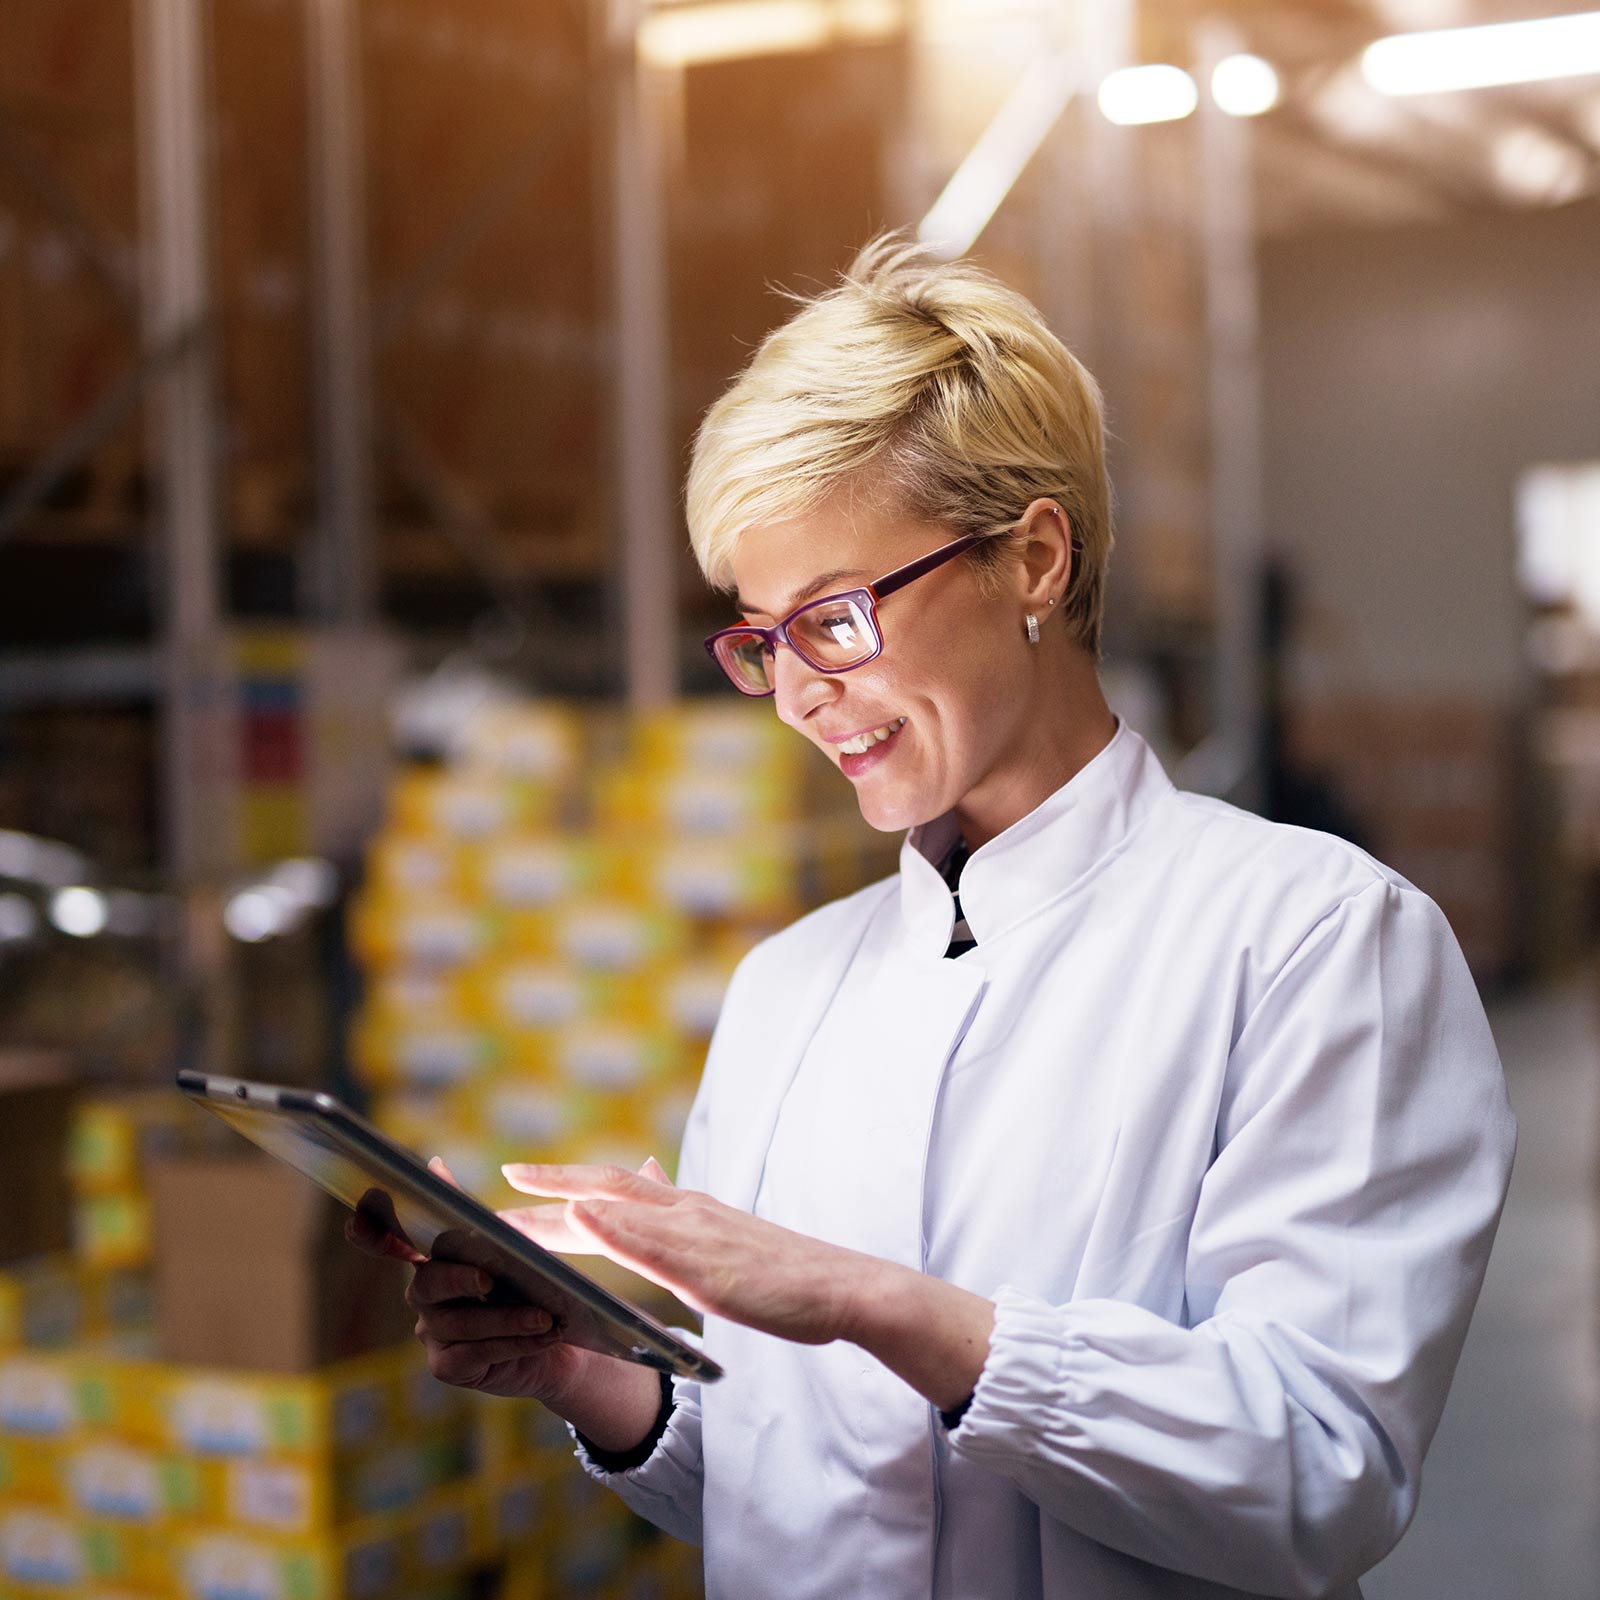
[[703, 531, 985, 697]]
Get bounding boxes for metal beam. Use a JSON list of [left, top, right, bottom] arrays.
[[1197, 21, 1266, 814], [135, 0, 235, 1066], [606, 0, 679, 708], [304, 0, 377, 624]]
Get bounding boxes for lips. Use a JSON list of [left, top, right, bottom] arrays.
[[836, 716, 906, 755], [837, 717, 907, 779]]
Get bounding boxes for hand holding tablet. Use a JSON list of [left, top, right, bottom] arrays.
[[175, 1071, 722, 1387]]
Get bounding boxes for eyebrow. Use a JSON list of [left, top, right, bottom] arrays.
[[734, 567, 865, 619]]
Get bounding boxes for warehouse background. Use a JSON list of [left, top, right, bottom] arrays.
[[0, 1, 1597, 1596]]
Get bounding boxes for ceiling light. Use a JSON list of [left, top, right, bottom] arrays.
[[223, 886, 298, 943], [1097, 65, 1199, 127], [1492, 126, 1589, 205], [50, 887, 108, 938], [1211, 54, 1280, 118], [1363, 11, 1600, 97], [638, 0, 900, 69]]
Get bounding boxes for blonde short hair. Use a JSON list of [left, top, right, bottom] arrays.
[[685, 235, 1113, 656]]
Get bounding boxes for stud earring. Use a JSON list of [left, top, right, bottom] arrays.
[[1025, 613, 1040, 645]]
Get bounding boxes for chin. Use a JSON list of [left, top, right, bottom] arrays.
[[853, 783, 941, 836]]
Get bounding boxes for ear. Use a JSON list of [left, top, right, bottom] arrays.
[[1012, 498, 1074, 616]]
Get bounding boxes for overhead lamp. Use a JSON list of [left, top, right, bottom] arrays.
[[1362, 10, 1600, 96], [1492, 126, 1589, 205], [1097, 65, 1199, 127], [637, 0, 900, 70], [1211, 54, 1280, 117], [50, 887, 109, 938], [223, 886, 298, 944]]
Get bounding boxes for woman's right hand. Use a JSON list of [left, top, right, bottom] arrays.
[[345, 1157, 666, 1453], [402, 1253, 592, 1405]]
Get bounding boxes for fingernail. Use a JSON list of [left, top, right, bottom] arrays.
[[501, 1163, 535, 1177], [474, 1272, 493, 1296], [521, 1307, 552, 1333]]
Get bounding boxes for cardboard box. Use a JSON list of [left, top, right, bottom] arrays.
[[0, 1052, 77, 1265], [147, 1155, 412, 1372]]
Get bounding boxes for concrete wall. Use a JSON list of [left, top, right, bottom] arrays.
[[1258, 199, 1600, 704]]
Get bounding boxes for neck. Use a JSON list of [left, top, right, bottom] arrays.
[[952, 651, 1118, 851]]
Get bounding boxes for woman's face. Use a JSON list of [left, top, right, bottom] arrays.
[[727, 498, 1050, 836]]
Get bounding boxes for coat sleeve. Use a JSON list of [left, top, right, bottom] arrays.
[[568, 1072, 714, 1544], [948, 878, 1516, 1597]]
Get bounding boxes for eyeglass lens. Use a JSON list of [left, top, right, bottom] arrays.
[[717, 595, 878, 694]]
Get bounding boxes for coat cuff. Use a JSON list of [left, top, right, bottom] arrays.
[[573, 1369, 674, 1472], [947, 1283, 1086, 1461], [570, 1372, 691, 1482]]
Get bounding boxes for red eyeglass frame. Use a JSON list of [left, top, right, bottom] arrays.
[[703, 532, 988, 697], [704, 527, 1082, 697]]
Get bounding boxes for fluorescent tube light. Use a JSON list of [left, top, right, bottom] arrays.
[[639, 0, 900, 69], [1363, 11, 1600, 96], [1097, 64, 1199, 127]]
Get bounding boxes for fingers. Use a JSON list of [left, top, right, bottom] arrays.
[[344, 1211, 424, 1263], [428, 1155, 462, 1190], [407, 1260, 493, 1308], [421, 1331, 555, 1387], [416, 1299, 554, 1344], [501, 1161, 673, 1203], [500, 1204, 602, 1254], [559, 1200, 694, 1302], [640, 1156, 673, 1186]]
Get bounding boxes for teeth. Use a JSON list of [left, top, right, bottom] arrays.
[[839, 717, 906, 756]]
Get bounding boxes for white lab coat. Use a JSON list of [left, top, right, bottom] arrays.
[[576, 722, 1515, 1600]]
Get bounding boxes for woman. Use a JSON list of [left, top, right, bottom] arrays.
[[362, 239, 1514, 1598]]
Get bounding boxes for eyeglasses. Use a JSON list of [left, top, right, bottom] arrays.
[[704, 531, 988, 698]]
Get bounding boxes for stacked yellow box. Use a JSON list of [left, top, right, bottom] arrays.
[[349, 702, 824, 1207], [0, 1259, 151, 1355], [67, 1093, 201, 1277], [0, 1342, 560, 1599]]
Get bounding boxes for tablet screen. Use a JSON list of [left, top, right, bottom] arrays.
[[202, 1095, 454, 1259]]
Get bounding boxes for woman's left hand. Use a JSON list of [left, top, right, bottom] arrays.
[[501, 1160, 871, 1347]]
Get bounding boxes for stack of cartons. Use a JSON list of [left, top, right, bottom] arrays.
[[0, 1341, 556, 1599], [0, 1062, 157, 1361], [349, 699, 882, 1202], [67, 1089, 210, 1279], [350, 701, 813, 1203]]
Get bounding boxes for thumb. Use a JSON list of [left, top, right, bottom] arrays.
[[640, 1156, 673, 1187]]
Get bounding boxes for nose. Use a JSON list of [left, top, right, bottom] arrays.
[[770, 644, 840, 730]]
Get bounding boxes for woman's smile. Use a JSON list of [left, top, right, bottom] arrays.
[[837, 716, 908, 777]]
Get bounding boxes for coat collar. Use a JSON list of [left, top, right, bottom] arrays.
[[897, 719, 1172, 959]]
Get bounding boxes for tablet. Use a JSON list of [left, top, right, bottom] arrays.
[[176, 1070, 722, 1384]]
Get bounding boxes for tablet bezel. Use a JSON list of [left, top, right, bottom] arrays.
[[175, 1070, 722, 1384]]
